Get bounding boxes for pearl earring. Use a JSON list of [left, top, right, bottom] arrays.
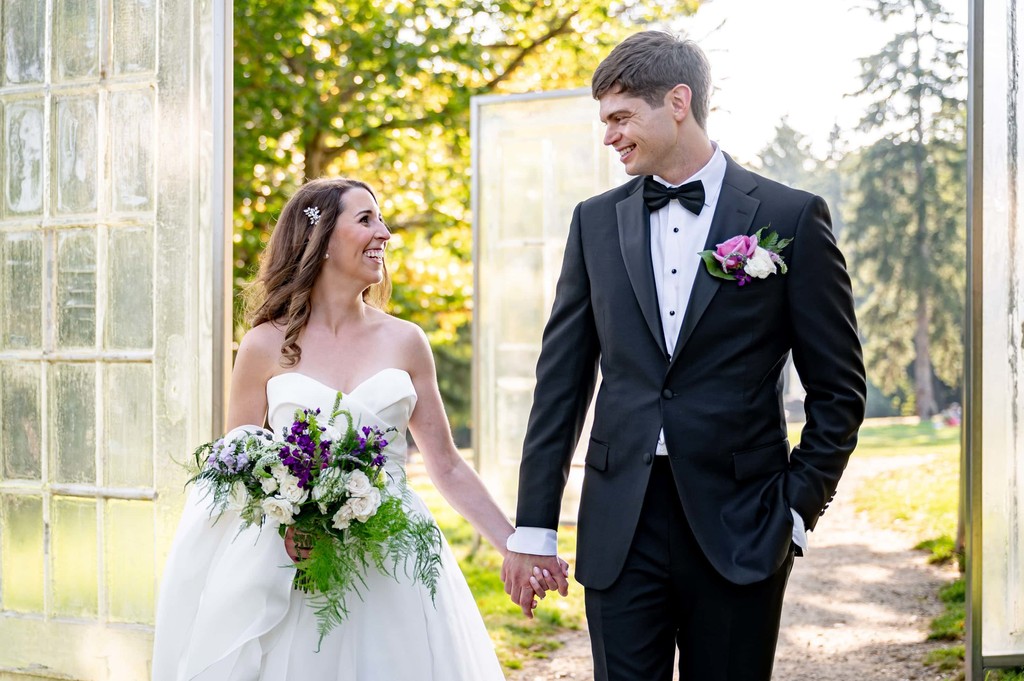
[[324, 252, 330, 260]]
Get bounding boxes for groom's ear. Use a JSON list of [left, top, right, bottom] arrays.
[[667, 84, 692, 122]]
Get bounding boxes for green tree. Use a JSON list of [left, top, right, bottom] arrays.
[[755, 116, 815, 188], [755, 118, 848, 237], [233, 0, 702, 434], [846, 0, 965, 418]]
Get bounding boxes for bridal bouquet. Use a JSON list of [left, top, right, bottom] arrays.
[[189, 393, 443, 643]]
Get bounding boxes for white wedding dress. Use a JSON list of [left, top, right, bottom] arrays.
[[152, 368, 505, 680]]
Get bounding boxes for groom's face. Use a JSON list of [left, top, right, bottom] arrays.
[[599, 87, 678, 178]]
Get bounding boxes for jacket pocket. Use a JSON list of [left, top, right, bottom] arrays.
[[732, 438, 790, 481], [585, 438, 609, 472]]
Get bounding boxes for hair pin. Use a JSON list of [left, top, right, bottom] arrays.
[[303, 206, 321, 227]]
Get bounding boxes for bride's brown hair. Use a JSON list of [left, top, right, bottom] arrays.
[[245, 177, 392, 367]]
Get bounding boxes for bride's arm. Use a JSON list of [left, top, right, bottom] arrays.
[[404, 326, 517, 557], [225, 324, 278, 431], [226, 324, 312, 561]]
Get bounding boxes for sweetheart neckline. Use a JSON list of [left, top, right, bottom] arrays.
[[267, 367, 412, 396]]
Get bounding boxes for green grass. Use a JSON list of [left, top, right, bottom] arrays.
[[924, 644, 964, 672], [986, 671, 1024, 680], [929, 578, 965, 641], [849, 419, 961, 458], [916, 535, 960, 566], [851, 421, 960, 541], [411, 473, 586, 674]]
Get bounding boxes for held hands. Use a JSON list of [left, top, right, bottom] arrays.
[[501, 551, 570, 619]]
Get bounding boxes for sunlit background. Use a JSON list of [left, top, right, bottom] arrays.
[[2, 0, 1017, 679]]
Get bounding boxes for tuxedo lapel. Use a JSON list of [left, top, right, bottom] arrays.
[[670, 159, 760, 366], [616, 181, 667, 355]]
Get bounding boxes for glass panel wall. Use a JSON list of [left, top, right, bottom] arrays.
[[472, 91, 626, 520], [968, 0, 1024, 673], [0, 0, 229, 678]]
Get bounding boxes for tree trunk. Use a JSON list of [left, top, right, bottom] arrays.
[[913, 290, 939, 418], [909, 13, 938, 421], [305, 129, 327, 179]]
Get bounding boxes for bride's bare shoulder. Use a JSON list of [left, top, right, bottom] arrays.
[[367, 312, 433, 373], [371, 310, 425, 345], [236, 321, 286, 368]]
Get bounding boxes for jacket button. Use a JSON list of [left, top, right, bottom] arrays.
[[642, 452, 653, 465], [661, 388, 673, 399]]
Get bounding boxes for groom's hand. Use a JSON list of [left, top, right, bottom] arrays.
[[502, 551, 569, 618]]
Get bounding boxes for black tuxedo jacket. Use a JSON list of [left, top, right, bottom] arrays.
[[515, 154, 866, 590]]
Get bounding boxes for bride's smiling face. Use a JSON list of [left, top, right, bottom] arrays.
[[325, 187, 390, 285]]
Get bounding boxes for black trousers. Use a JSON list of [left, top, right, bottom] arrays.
[[585, 457, 795, 681]]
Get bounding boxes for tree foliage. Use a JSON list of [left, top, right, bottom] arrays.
[[845, 0, 965, 417], [755, 118, 849, 238], [233, 0, 701, 433]]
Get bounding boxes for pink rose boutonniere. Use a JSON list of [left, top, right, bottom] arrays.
[[699, 226, 793, 286]]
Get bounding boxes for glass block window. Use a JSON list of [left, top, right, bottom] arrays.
[[0, 0, 226, 677], [2, 72, 156, 634]]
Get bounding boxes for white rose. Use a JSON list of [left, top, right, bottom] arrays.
[[270, 463, 290, 482], [226, 481, 249, 511], [261, 496, 297, 525], [346, 470, 374, 497], [322, 424, 342, 442], [744, 247, 777, 279], [260, 475, 279, 494], [278, 474, 309, 505], [348, 487, 382, 522], [332, 503, 356, 530]]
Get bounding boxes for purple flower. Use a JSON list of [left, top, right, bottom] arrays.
[[206, 438, 251, 475]]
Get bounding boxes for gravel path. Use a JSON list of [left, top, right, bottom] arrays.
[[508, 454, 960, 681]]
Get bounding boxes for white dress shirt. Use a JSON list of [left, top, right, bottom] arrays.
[[507, 143, 808, 558]]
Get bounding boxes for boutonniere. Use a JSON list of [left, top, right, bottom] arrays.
[[699, 226, 792, 287]]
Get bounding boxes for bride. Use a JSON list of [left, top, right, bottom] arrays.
[[152, 177, 565, 680]]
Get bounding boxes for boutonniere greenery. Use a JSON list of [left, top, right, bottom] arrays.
[[699, 227, 792, 287]]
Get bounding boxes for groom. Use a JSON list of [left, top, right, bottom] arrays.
[[502, 31, 866, 681]]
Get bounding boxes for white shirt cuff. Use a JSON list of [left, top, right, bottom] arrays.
[[791, 508, 808, 554], [506, 526, 558, 556]]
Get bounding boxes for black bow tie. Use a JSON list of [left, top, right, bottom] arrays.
[[643, 177, 705, 215]]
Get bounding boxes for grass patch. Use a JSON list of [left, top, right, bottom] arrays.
[[929, 578, 965, 641], [986, 671, 1024, 680], [915, 535, 961, 566], [851, 423, 959, 541], [852, 420, 960, 458], [411, 469, 586, 674], [925, 645, 964, 672], [788, 420, 960, 461]]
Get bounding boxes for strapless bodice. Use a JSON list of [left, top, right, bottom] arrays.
[[266, 368, 417, 476]]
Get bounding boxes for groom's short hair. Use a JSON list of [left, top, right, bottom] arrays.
[[592, 31, 712, 130]]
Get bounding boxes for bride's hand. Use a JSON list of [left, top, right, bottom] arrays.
[[529, 556, 570, 599], [283, 526, 312, 563]]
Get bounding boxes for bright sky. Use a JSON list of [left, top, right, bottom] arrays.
[[673, 0, 969, 163]]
